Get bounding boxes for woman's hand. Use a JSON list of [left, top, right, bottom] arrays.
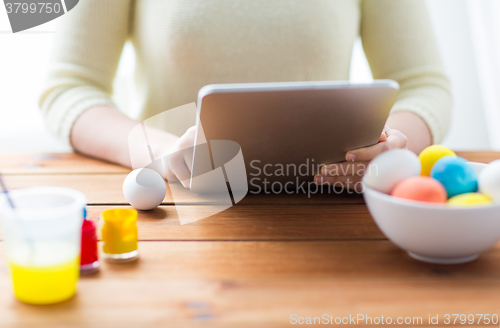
[[314, 126, 408, 191], [162, 126, 196, 188]]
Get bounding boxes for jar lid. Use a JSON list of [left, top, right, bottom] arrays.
[[102, 209, 138, 225], [82, 218, 96, 233]]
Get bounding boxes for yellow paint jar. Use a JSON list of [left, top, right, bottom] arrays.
[[101, 209, 139, 263]]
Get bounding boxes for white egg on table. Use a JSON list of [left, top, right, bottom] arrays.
[[364, 149, 421, 194], [123, 168, 166, 210], [479, 159, 500, 202]]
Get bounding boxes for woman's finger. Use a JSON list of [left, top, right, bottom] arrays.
[[386, 129, 408, 148], [184, 147, 194, 173], [346, 128, 407, 162], [173, 166, 191, 188], [379, 130, 388, 143], [321, 161, 369, 176], [164, 166, 179, 183], [314, 174, 363, 190], [164, 152, 191, 187], [314, 174, 363, 185], [171, 159, 192, 188], [346, 142, 389, 162]]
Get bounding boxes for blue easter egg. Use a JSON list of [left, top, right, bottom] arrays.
[[430, 156, 478, 198]]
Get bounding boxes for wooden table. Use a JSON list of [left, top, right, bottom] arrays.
[[0, 152, 499, 328]]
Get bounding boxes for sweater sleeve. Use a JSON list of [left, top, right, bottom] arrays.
[[39, 0, 132, 146], [360, 0, 452, 143]]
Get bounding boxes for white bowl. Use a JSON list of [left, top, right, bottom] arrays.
[[363, 162, 500, 264]]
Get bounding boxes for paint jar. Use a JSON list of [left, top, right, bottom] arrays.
[[0, 187, 86, 304], [101, 209, 138, 263], [80, 218, 99, 274]]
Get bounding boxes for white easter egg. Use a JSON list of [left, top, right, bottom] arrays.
[[479, 160, 500, 202], [123, 168, 166, 210], [364, 149, 421, 194]]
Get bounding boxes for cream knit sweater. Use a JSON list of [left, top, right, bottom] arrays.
[[40, 0, 451, 145]]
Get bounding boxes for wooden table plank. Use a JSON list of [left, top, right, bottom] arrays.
[[1, 241, 499, 327], [1, 151, 498, 176], [90, 241, 500, 280], [456, 151, 500, 164], [89, 204, 381, 241], [0, 153, 129, 175], [2, 151, 498, 205], [3, 174, 365, 205], [3, 174, 138, 205], [1, 279, 498, 328], [0, 204, 381, 241], [2, 240, 500, 286]]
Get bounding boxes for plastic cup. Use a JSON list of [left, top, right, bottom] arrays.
[[0, 187, 86, 304]]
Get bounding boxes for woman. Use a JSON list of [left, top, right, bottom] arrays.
[[39, 0, 451, 189]]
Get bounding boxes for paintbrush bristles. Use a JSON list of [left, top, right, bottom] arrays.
[[0, 173, 16, 209]]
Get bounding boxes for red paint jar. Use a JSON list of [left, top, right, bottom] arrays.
[[80, 219, 99, 274]]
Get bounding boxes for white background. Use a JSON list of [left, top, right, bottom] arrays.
[[0, 0, 496, 153]]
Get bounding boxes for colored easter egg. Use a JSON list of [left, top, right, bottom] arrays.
[[478, 160, 500, 202], [418, 145, 456, 176], [430, 157, 477, 198], [448, 193, 491, 207], [364, 149, 421, 194], [391, 176, 447, 203]]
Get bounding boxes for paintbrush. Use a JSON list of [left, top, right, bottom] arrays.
[[0, 173, 15, 209]]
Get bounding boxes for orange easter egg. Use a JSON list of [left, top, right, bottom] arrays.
[[391, 176, 447, 203]]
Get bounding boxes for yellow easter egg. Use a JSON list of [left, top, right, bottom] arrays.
[[418, 145, 456, 176], [448, 193, 491, 207]]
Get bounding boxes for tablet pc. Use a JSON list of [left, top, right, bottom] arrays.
[[190, 80, 399, 193]]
